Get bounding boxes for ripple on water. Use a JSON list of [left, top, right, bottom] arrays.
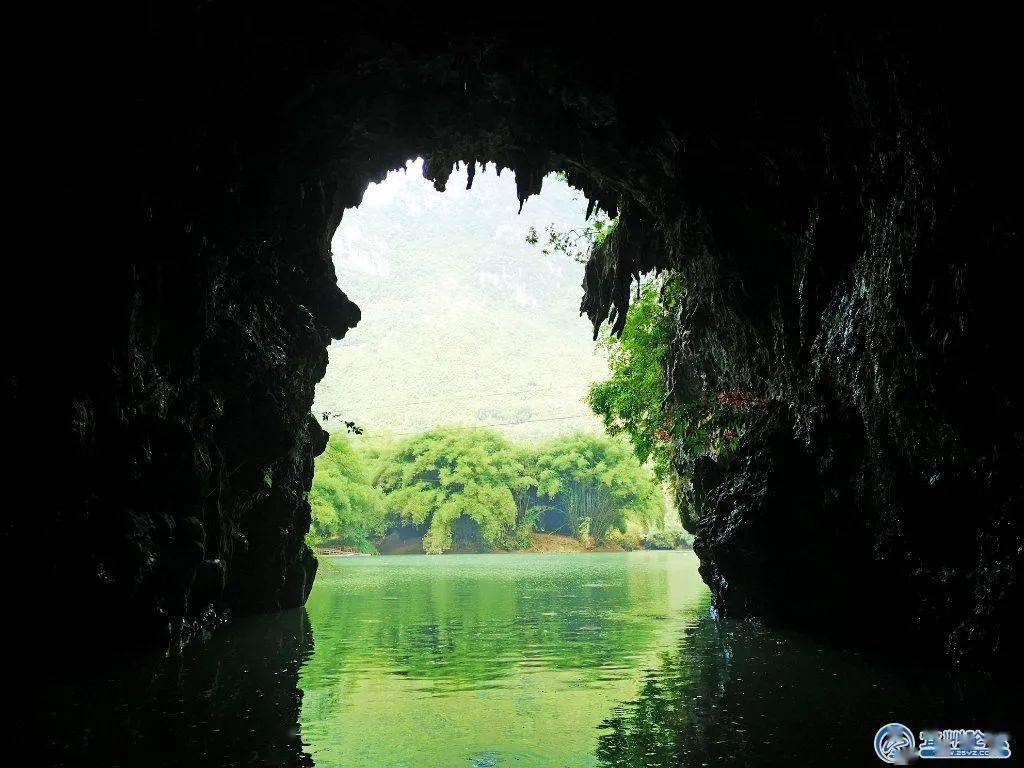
[[39, 551, 1015, 767], [299, 552, 706, 766]]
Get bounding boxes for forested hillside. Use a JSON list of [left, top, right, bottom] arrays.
[[313, 161, 609, 443]]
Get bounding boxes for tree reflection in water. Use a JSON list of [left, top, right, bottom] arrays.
[[597, 608, 1015, 767], [35, 555, 1014, 767]]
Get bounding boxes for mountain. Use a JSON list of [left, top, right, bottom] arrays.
[[312, 160, 610, 444]]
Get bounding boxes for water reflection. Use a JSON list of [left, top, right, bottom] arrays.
[[597, 611, 1017, 767], [39, 608, 314, 767], [303, 552, 1015, 768], [36, 552, 1014, 767], [300, 552, 704, 767]]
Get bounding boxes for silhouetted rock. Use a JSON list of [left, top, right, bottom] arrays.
[[8, 7, 1019, 672]]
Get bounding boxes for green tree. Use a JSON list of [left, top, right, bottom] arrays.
[[308, 434, 388, 552], [587, 273, 762, 531], [532, 434, 661, 543], [375, 428, 535, 554], [587, 277, 681, 480]]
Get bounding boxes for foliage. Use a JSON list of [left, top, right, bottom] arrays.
[[672, 387, 763, 460], [307, 434, 387, 552], [604, 526, 645, 551], [643, 528, 689, 550], [309, 427, 670, 554], [525, 217, 616, 263], [531, 433, 662, 542], [585, 273, 764, 531], [374, 428, 535, 554], [587, 277, 679, 479]]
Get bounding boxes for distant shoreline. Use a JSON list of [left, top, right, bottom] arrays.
[[318, 531, 687, 557]]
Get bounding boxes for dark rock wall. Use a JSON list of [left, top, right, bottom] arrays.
[[668, 33, 1024, 667], [8, 6, 1019, 666]]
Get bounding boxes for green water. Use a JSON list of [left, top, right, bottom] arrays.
[[39, 550, 1014, 767], [300, 551, 706, 768]]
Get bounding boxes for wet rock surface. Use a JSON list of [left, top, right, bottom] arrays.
[[8, 7, 1020, 668]]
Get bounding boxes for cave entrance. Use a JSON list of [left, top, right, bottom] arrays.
[[309, 157, 628, 556], [315, 158, 606, 442], [298, 151, 700, 762]]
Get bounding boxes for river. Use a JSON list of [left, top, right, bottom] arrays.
[[39, 551, 1013, 766]]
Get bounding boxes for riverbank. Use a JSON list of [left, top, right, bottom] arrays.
[[516, 531, 630, 553], [319, 531, 688, 557]]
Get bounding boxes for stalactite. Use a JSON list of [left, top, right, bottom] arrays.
[[13, 6, 1019, 671]]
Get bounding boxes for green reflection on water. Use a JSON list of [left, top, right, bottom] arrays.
[[299, 551, 709, 768], [39, 549, 1012, 766]]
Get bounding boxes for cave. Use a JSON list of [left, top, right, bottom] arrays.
[[13, 2, 1021, 741]]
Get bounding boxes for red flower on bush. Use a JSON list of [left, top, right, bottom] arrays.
[[717, 388, 762, 412]]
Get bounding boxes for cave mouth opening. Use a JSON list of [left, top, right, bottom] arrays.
[[308, 157, 683, 557], [23, 9, 1024, 765], [315, 157, 608, 444]]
